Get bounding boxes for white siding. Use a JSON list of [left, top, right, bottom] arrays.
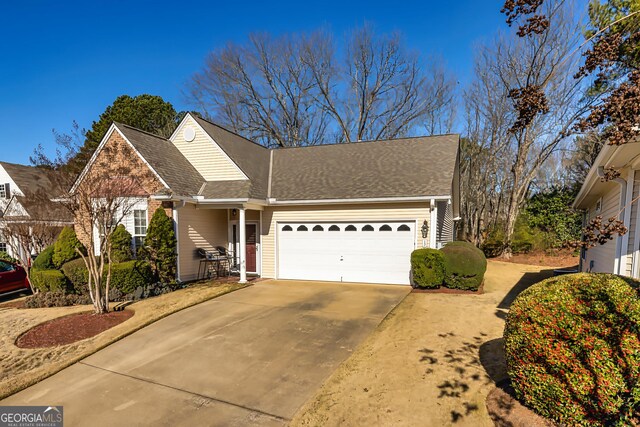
[[625, 174, 640, 276], [177, 204, 229, 282], [436, 200, 454, 246], [260, 202, 431, 279], [171, 116, 247, 182], [0, 164, 23, 214], [583, 188, 620, 274]]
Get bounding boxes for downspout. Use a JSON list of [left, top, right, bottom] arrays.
[[597, 166, 627, 274]]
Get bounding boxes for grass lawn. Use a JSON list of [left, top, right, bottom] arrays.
[[290, 260, 555, 427], [0, 280, 248, 400]]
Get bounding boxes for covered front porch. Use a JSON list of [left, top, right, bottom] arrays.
[[173, 202, 263, 283]]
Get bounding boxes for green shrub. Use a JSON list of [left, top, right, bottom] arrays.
[[441, 241, 487, 290], [61, 258, 89, 292], [411, 248, 445, 288], [110, 224, 132, 263], [140, 207, 176, 283], [504, 273, 640, 426], [108, 261, 153, 294], [24, 291, 91, 308], [32, 245, 55, 270], [30, 269, 68, 293], [0, 251, 17, 264], [53, 227, 84, 268]]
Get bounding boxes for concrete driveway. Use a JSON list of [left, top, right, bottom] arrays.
[[2, 280, 408, 426]]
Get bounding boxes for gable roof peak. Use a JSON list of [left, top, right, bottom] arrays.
[[191, 115, 270, 151]]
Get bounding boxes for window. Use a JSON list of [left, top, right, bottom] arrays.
[[345, 225, 357, 231], [282, 225, 293, 231], [0, 184, 5, 199], [398, 224, 411, 231], [329, 225, 340, 231], [379, 224, 392, 231], [0, 243, 6, 253], [0, 261, 14, 272], [132, 210, 147, 256], [312, 225, 324, 231], [296, 225, 308, 231], [362, 225, 374, 231]]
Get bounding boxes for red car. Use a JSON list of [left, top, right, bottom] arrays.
[[0, 261, 29, 295]]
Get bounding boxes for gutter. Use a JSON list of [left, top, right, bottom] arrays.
[[572, 144, 617, 209], [152, 194, 451, 207], [266, 196, 451, 206]]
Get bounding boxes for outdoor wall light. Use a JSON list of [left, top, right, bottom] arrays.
[[421, 220, 429, 239], [232, 209, 238, 217]]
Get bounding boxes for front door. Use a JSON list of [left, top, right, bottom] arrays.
[[245, 224, 257, 272], [232, 223, 259, 274]]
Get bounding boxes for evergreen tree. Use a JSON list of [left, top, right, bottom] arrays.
[[52, 227, 84, 268], [109, 224, 133, 263], [141, 208, 177, 283]]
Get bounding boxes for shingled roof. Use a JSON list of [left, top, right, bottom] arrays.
[[116, 124, 205, 197], [108, 118, 459, 202], [0, 162, 73, 221], [270, 135, 459, 200]]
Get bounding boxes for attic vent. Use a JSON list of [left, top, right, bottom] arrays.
[[183, 126, 196, 142]]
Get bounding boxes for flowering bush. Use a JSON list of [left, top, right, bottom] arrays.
[[504, 273, 640, 426]]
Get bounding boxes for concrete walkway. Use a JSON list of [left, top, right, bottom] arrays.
[[2, 280, 409, 426]]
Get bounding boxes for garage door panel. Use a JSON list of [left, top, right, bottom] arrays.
[[277, 222, 415, 285]]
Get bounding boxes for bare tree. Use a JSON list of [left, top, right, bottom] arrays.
[[43, 137, 155, 314], [463, 1, 593, 257], [187, 25, 456, 147]]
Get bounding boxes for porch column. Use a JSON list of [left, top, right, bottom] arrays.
[[239, 207, 247, 284], [430, 198, 438, 248]]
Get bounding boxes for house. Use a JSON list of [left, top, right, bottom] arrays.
[[73, 113, 460, 285], [0, 162, 73, 259], [573, 140, 640, 277]]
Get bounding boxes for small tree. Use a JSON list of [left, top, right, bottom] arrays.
[[141, 207, 176, 283], [109, 224, 133, 263], [52, 226, 83, 267], [0, 220, 63, 293], [48, 139, 158, 314]]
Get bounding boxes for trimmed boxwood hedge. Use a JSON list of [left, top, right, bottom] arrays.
[[30, 269, 68, 293], [60, 259, 153, 295], [32, 245, 55, 270], [411, 248, 445, 288], [504, 273, 640, 426], [61, 258, 90, 292], [441, 241, 487, 290], [109, 261, 153, 294]]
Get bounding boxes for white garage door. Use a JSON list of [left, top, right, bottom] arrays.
[[277, 222, 415, 285]]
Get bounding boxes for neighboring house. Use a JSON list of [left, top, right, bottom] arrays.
[[0, 162, 73, 259], [73, 113, 461, 285], [573, 140, 640, 277]]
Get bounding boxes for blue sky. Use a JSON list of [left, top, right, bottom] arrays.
[[0, 0, 506, 164]]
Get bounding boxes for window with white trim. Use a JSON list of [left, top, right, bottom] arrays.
[[133, 210, 147, 255], [0, 242, 6, 254], [0, 184, 6, 199]]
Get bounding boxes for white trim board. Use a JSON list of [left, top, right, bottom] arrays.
[[228, 220, 261, 275]]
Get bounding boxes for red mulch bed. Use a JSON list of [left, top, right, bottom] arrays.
[[16, 310, 134, 349], [411, 281, 484, 294]]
